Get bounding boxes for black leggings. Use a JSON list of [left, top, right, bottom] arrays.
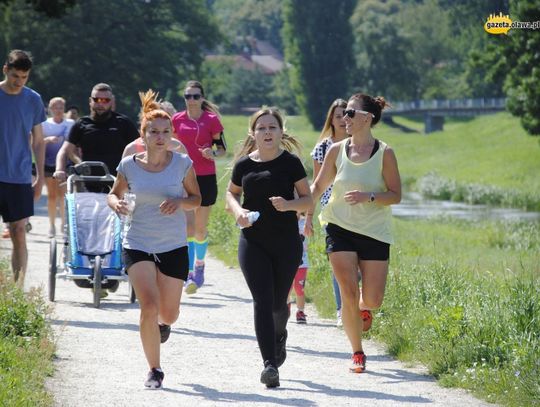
[[238, 232, 302, 366]]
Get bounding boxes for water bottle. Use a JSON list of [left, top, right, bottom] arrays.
[[238, 211, 260, 229], [122, 192, 136, 238]]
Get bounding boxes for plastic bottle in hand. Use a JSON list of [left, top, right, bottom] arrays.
[[122, 192, 136, 238], [238, 211, 260, 229]]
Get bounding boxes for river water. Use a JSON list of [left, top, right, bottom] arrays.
[[393, 193, 540, 221]]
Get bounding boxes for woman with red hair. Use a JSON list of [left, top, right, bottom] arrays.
[[108, 90, 201, 389]]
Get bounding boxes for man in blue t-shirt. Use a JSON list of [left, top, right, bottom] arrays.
[[0, 49, 46, 287]]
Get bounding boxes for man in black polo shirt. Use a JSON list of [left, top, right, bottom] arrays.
[[54, 82, 138, 189], [54, 83, 138, 292]]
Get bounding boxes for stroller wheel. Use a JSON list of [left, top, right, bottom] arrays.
[[92, 256, 102, 308]]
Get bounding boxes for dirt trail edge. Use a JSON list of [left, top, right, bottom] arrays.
[[7, 200, 490, 406]]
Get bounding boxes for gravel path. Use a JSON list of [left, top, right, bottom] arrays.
[[1, 196, 491, 406]]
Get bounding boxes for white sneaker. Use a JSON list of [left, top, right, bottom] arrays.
[[48, 225, 56, 238], [336, 310, 343, 328]]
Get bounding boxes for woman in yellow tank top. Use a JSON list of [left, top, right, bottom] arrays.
[[305, 93, 402, 374]]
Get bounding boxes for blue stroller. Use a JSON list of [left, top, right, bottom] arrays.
[[48, 162, 135, 308]]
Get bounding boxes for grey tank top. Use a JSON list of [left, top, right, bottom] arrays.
[[117, 152, 192, 253]]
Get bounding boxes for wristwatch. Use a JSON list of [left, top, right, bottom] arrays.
[[369, 192, 375, 202]]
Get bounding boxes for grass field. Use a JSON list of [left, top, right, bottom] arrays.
[[220, 112, 540, 197], [209, 111, 540, 406]]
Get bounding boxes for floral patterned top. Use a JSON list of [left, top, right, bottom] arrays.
[[310, 137, 334, 207]]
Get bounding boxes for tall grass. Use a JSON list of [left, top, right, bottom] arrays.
[[0, 260, 55, 406], [417, 172, 540, 211], [376, 218, 540, 406]]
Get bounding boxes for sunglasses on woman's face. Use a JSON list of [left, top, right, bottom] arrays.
[[343, 109, 375, 119], [184, 94, 202, 100]]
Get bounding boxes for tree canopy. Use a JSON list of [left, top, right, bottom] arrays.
[[1, 0, 221, 120], [282, 0, 355, 129]]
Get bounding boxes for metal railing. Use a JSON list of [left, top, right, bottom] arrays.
[[390, 98, 506, 113]]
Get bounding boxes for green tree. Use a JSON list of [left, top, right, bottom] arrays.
[[282, 0, 355, 129], [201, 56, 274, 112], [212, 0, 283, 53], [505, 0, 540, 135], [0, 0, 75, 17], [270, 68, 298, 115], [1, 0, 221, 120], [350, 0, 418, 101]]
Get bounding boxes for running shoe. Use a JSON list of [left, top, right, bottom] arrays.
[[184, 277, 198, 294], [192, 262, 205, 288], [144, 368, 164, 389], [184, 272, 197, 294], [260, 361, 280, 388], [360, 309, 373, 332], [108, 280, 120, 293], [349, 351, 367, 373], [159, 324, 171, 344], [336, 310, 343, 328], [48, 225, 55, 238], [275, 329, 288, 368], [296, 310, 307, 324]]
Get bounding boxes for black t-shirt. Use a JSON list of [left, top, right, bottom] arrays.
[[231, 150, 307, 236], [68, 112, 139, 175]]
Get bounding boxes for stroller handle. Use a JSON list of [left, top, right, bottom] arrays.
[[72, 161, 111, 176], [66, 161, 116, 193]]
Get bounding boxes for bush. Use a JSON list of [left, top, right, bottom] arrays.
[[417, 172, 540, 211]]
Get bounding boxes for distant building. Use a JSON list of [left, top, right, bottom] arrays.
[[205, 38, 285, 75]]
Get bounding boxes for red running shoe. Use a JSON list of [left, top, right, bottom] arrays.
[[349, 351, 367, 373], [360, 309, 372, 332], [296, 310, 307, 324]]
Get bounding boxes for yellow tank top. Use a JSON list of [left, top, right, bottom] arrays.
[[320, 139, 393, 244]]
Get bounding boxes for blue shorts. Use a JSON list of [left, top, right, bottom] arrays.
[[0, 182, 33, 222]]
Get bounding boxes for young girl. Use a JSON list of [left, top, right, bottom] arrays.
[[289, 214, 309, 324]]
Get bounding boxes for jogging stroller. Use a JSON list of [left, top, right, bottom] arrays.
[[48, 161, 135, 308]]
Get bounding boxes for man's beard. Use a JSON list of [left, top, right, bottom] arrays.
[[91, 109, 112, 122]]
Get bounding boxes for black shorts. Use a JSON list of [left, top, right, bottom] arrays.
[[44, 165, 55, 177], [32, 163, 56, 177], [325, 223, 390, 261], [196, 174, 218, 207], [122, 246, 189, 281], [0, 182, 33, 222]]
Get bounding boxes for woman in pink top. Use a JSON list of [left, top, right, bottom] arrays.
[[172, 81, 226, 294]]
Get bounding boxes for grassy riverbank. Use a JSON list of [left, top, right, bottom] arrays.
[[219, 112, 540, 209], [0, 261, 55, 406], [209, 111, 540, 406]]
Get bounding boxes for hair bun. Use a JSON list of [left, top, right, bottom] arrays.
[[374, 96, 387, 110]]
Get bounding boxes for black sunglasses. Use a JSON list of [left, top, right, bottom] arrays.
[[91, 97, 112, 104], [184, 94, 202, 100], [343, 109, 375, 119]]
